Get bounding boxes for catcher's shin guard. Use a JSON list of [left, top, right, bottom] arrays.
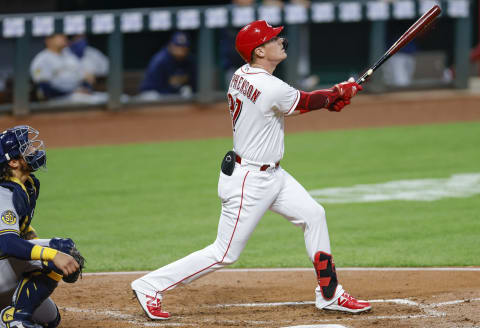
[[313, 251, 338, 300], [44, 305, 61, 328], [8, 271, 60, 324], [1, 307, 42, 328]]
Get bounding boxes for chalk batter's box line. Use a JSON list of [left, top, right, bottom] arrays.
[[60, 298, 480, 327]]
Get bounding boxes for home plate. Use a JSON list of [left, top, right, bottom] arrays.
[[282, 325, 348, 328]]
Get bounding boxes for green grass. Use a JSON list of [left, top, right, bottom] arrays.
[[32, 121, 480, 271]]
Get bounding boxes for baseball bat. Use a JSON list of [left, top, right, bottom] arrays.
[[357, 5, 442, 85]]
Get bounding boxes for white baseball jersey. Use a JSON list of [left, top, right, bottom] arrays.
[[30, 48, 84, 93], [228, 64, 300, 164], [65, 46, 109, 77], [133, 63, 341, 311]]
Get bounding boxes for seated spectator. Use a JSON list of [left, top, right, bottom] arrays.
[[30, 34, 107, 104], [383, 39, 417, 87], [138, 31, 196, 100], [68, 34, 109, 80]]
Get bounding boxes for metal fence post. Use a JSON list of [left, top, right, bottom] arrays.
[[368, 20, 387, 91], [454, 15, 472, 89], [197, 26, 215, 103], [285, 24, 301, 87], [107, 15, 123, 110], [13, 20, 32, 116]]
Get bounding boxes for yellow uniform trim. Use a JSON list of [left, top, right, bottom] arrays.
[[25, 225, 37, 238], [26, 176, 37, 194], [47, 271, 62, 282], [19, 216, 29, 235], [30, 246, 58, 261], [6, 177, 28, 199], [0, 229, 19, 235], [31, 245, 43, 260], [42, 247, 58, 261], [1, 306, 14, 323], [15, 277, 30, 303]]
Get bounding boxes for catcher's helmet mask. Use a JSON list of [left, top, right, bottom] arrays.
[[0, 126, 46, 171]]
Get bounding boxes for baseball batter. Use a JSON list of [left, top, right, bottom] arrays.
[[0, 125, 83, 328], [132, 20, 371, 319]]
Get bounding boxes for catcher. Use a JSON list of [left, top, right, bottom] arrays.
[[0, 125, 85, 328]]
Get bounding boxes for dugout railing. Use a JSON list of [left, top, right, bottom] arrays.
[[0, 0, 473, 116]]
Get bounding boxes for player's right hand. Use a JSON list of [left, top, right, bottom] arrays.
[[52, 251, 80, 276], [333, 78, 363, 99]]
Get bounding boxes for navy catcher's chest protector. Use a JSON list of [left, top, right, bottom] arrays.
[[0, 175, 40, 235]]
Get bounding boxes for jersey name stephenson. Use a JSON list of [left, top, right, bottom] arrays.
[[227, 64, 300, 164]]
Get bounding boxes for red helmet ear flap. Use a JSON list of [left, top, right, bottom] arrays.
[[235, 20, 284, 62]]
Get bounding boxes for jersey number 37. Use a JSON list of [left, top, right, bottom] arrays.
[[227, 93, 243, 130]]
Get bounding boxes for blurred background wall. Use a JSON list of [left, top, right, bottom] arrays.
[[0, 0, 478, 115]]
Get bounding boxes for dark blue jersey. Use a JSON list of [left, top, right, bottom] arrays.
[[140, 48, 196, 94], [0, 176, 40, 260]]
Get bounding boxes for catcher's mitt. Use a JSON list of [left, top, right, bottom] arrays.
[[63, 244, 85, 283], [49, 237, 86, 283]]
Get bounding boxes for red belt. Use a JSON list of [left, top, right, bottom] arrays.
[[235, 155, 280, 171]]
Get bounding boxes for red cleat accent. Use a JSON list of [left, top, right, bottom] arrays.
[[133, 290, 170, 320], [323, 291, 371, 314], [146, 294, 170, 319]]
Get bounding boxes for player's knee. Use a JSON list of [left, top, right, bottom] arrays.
[[221, 252, 240, 265], [306, 203, 326, 223], [303, 204, 327, 231], [210, 243, 240, 265], [214, 247, 240, 265], [32, 300, 60, 327]]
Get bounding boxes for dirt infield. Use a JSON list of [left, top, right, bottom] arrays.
[[0, 90, 479, 148], [1, 90, 479, 327], [54, 269, 480, 328]]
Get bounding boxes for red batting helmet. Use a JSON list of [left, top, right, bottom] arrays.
[[235, 20, 284, 63]]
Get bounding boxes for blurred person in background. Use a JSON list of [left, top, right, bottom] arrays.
[[30, 34, 107, 104], [68, 34, 109, 82], [383, 37, 417, 87], [138, 31, 196, 101]]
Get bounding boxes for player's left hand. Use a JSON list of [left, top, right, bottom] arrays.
[[333, 77, 363, 100]]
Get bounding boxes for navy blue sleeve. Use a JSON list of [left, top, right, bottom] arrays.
[[0, 233, 34, 260], [140, 51, 166, 93]]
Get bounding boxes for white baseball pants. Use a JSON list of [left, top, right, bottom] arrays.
[[135, 163, 334, 305]]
